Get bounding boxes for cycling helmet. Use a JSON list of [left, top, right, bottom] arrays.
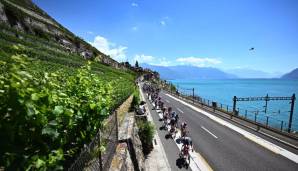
[[172, 111, 176, 117]]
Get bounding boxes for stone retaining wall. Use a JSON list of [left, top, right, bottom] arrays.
[[109, 112, 145, 171]]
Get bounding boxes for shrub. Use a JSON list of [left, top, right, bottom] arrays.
[[131, 89, 140, 111], [137, 120, 155, 155]]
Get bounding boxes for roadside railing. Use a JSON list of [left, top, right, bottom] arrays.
[[68, 90, 135, 171], [68, 110, 118, 171], [164, 87, 298, 139]]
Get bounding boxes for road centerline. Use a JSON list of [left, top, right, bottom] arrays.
[[201, 126, 218, 139], [177, 107, 184, 113]]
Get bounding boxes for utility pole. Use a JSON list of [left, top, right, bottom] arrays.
[[264, 94, 269, 114], [233, 96, 237, 115], [288, 94, 296, 133], [192, 88, 195, 103]]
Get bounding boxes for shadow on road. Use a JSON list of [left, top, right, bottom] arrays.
[[165, 134, 172, 139], [176, 158, 189, 169]]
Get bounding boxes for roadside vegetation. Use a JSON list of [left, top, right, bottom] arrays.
[[137, 120, 155, 155]]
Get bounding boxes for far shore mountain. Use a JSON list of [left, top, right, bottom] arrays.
[[225, 68, 283, 78], [141, 63, 237, 79], [281, 68, 298, 79]]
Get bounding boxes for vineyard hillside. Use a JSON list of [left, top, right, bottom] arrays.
[[0, 0, 138, 170]]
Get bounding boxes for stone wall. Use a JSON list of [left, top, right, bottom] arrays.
[[109, 112, 145, 171]]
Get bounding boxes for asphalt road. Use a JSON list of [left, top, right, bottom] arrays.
[[144, 94, 192, 170], [145, 88, 298, 171]]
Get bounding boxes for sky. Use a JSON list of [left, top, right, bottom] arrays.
[[32, 0, 298, 74]]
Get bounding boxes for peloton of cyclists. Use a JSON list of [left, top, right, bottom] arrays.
[[142, 82, 193, 166]]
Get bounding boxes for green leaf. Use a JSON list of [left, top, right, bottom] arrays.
[[89, 103, 96, 110], [64, 108, 74, 117], [42, 126, 59, 138], [48, 120, 58, 126], [18, 71, 33, 79], [35, 158, 45, 168], [100, 108, 108, 116], [53, 106, 64, 115], [100, 145, 106, 153], [27, 106, 35, 116], [31, 93, 39, 101]]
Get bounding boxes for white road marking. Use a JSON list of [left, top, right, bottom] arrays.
[[166, 99, 170, 103], [165, 93, 298, 164], [259, 131, 298, 150], [169, 125, 213, 171], [177, 107, 184, 113], [201, 126, 218, 139]]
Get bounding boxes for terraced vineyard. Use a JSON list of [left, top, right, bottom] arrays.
[[0, 24, 137, 170]]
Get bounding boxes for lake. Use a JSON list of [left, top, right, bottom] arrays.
[[168, 79, 298, 132]]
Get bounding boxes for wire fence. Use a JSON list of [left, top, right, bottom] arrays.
[[68, 110, 118, 171], [168, 86, 298, 134]]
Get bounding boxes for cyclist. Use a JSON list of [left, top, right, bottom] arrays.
[[158, 100, 164, 111], [161, 107, 167, 116], [174, 111, 179, 127], [154, 97, 161, 109], [169, 116, 177, 138], [180, 122, 188, 137], [179, 136, 193, 165], [162, 107, 172, 129], [181, 136, 193, 152]]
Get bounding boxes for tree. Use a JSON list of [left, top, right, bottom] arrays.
[[135, 60, 139, 68]]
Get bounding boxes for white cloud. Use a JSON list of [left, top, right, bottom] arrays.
[[176, 57, 222, 67], [131, 2, 138, 7], [87, 31, 94, 35], [160, 21, 166, 26], [132, 54, 221, 67], [132, 54, 173, 66], [132, 26, 138, 31], [154, 57, 172, 66], [133, 54, 155, 64], [160, 16, 169, 26], [89, 35, 127, 62]]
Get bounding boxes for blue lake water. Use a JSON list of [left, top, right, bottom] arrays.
[[168, 79, 298, 132]]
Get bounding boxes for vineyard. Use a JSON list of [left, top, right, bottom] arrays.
[[0, 25, 137, 170]]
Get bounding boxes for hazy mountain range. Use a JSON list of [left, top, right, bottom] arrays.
[[141, 63, 297, 80], [141, 63, 237, 79], [225, 68, 283, 78], [281, 68, 298, 79]]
